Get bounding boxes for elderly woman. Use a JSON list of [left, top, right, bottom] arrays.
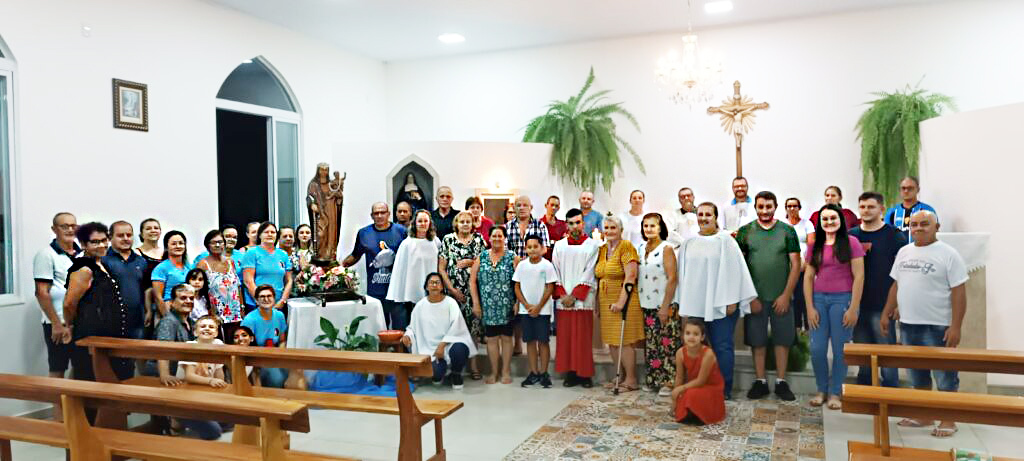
[[638, 213, 679, 396], [64, 221, 134, 382], [676, 202, 757, 400], [439, 211, 487, 380], [595, 215, 645, 392], [465, 196, 494, 246], [402, 272, 477, 390], [241, 222, 293, 315], [196, 229, 245, 340], [470, 226, 519, 384]]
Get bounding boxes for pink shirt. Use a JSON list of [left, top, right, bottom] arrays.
[[806, 235, 865, 293]]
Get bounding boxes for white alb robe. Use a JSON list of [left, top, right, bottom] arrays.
[[403, 296, 478, 362], [386, 237, 439, 303], [676, 231, 757, 321], [551, 237, 601, 310], [667, 208, 699, 246]]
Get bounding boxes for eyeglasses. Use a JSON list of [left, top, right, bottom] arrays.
[[87, 238, 109, 245], [257, 294, 276, 300], [209, 240, 225, 246]]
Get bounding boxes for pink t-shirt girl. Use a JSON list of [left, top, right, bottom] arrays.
[[806, 235, 865, 293]]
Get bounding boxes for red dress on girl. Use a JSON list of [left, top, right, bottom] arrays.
[[674, 346, 726, 424]]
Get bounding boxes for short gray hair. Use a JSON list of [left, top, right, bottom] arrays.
[[603, 215, 623, 230]]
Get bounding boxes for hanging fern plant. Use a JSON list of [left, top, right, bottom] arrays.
[[523, 67, 643, 193], [856, 84, 956, 205]]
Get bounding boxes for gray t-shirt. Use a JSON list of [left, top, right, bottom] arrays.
[[890, 240, 969, 326]]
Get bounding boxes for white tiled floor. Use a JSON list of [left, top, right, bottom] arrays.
[[8, 381, 1024, 460]]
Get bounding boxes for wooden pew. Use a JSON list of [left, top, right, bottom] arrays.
[[78, 336, 463, 461], [843, 344, 1024, 460], [0, 373, 352, 461]]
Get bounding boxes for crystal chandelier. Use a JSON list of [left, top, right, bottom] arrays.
[[654, 0, 724, 108]]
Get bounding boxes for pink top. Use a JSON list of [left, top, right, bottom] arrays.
[[806, 235, 865, 293]]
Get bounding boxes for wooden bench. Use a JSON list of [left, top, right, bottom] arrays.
[[844, 344, 1024, 460], [78, 336, 463, 461], [0, 373, 353, 461]]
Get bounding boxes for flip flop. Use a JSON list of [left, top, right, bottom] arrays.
[[897, 418, 932, 428], [501, 376, 513, 384], [617, 384, 639, 393], [809, 394, 825, 407], [932, 426, 958, 438], [826, 398, 842, 410], [470, 371, 483, 381], [484, 376, 497, 384]]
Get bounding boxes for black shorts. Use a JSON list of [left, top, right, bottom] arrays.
[[484, 323, 513, 337], [42, 323, 73, 373], [517, 314, 551, 343]]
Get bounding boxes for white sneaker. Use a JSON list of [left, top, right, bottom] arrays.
[[641, 384, 654, 392], [658, 386, 672, 398]]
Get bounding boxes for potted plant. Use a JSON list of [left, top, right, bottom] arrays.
[[856, 84, 955, 205], [314, 316, 379, 352], [523, 67, 644, 193]]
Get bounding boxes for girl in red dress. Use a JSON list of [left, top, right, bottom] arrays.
[[671, 318, 726, 425]]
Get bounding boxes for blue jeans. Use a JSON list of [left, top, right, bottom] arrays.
[[179, 419, 222, 440], [853, 310, 899, 387], [900, 323, 959, 392], [259, 367, 289, 388], [432, 343, 469, 381], [810, 292, 853, 396], [379, 298, 408, 331], [708, 309, 739, 399]]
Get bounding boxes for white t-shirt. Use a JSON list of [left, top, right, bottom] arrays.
[[620, 211, 646, 250], [512, 258, 558, 315], [33, 241, 77, 324], [890, 241, 969, 326], [177, 339, 225, 379]]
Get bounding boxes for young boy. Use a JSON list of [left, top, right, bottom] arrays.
[[513, 236, 558, 388], [175, 314, 228, 440]]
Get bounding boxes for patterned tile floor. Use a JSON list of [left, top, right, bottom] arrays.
[[505, 389, 825, 461]]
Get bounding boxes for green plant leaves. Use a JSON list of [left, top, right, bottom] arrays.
[[856, 84, 955, 206], [523, 67, 642, 192]]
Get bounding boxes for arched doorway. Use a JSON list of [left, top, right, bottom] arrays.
[[215, 57, 302, 231]]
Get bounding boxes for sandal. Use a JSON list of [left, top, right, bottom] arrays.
[[897, 418, 932, 427], [484, 375, 497, 384], [470, 371, 483, 381], [932, 425, 958, 438], [826, 397, 842, 410], [617, 384, 639, 393], [809, 393, 825, 407], [501, 375, 513, 385]]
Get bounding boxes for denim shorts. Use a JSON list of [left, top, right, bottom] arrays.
[[900, 322, 959, 392]]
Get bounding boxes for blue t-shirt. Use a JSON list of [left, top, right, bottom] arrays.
[[884, 202, 937, 243], [103, 248, 148, 328], [582, 210, 604, 236], [241, 246, 292, 305], [349, 223, 407, 299], [849, 224, 908, 311], [241, 309, 287, 347], [151, 259, 192, 301]]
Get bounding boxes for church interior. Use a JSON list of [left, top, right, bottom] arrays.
[[1, 0, 1023, 460]]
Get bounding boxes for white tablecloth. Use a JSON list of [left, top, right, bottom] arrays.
[[286, 296, 387, 350]]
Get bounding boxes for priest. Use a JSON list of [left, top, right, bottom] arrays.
[[551, 208, 601, 388]]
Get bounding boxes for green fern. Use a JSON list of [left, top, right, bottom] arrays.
[[856, 84, 955, 206], [522, 67, 643, 192]]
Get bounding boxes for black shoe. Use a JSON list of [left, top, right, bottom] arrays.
[[521, 372, 539, 387], [579, 377, 593, 388], [747, 379, 770, 399], [451, 374, 464, 390], [562, 372, 579, 387], [774, 380, 796, 401], [540, 372, 553, 388], [432, 375, 444, 385]]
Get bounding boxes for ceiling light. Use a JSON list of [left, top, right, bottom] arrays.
[[241, 59, 253, 64], [704, 1, 733, 14], [437, 33, 465, 44]]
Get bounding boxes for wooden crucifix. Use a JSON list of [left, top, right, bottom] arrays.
[[707, 81, 769, 177]]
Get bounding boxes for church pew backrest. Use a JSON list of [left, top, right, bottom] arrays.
[[844, 344, 1024, 375]]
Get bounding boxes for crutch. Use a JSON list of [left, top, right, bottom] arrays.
[[612, 283, 636, 396]]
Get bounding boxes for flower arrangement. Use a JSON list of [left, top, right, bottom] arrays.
[[295, 261, 360, 296]]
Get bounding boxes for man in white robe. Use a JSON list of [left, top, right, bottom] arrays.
[[551, 208, 601, 388]]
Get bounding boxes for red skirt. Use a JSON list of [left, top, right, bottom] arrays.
[[555, 309, 595, 377]]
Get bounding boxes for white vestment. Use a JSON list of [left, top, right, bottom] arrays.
[[667, 208, 699, 246], [386, 237, 439, 303], [551, 237, 601, 310], [676, 231, 757, 321], [403, 296, 478, 361], [721, 199, 755, 232]]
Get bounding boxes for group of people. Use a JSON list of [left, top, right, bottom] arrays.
[[34, 175, 967, 435]]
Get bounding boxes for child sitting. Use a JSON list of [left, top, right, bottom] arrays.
[[174, 315, 228, 440], [232, 326, 260, 386], [671, 318, 726, 425]]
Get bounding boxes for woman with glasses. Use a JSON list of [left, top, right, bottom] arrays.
[[196, 229, 244, 340]]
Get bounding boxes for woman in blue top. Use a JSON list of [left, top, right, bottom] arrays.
[[151, 231, 191, 317], [241, 284, 289, 388], [241, 222, 293, 314]]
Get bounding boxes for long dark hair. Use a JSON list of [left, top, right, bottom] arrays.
[[161, 230, 188, 263], [810, 204, 851, 270], [185, 268, 209, 300], [682, 317, 711, 346]]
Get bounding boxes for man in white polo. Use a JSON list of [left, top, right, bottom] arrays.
[[33, 212, 80, 378], [880, 210, 967, 438]]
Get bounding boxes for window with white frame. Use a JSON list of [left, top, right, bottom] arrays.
[[0, 38, 15, 296]]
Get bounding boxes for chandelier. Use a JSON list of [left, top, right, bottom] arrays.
[[654, 0, 724, 108]]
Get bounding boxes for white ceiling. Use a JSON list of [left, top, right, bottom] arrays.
[[206, 0, 944, 62]]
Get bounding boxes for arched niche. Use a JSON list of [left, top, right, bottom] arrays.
[[386, 154, 440, 214]]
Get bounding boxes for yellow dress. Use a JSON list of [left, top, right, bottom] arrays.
[[595, 240, 645, 346]]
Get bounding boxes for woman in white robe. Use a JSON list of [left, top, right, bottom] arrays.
[[402, 272, 477, 390], [676, 202, 757, 399], [387, 210, 440, 305]]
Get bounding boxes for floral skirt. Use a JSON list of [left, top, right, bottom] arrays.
[[644, 310, 681, 389], [456, 288, 483, 342]]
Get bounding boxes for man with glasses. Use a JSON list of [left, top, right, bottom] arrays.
[[669, 187, 699, 244], [103, 221, 149, 341], [343, 202, 408, 329], [885, 176, 937, 243], [33, 212, 79, 378]]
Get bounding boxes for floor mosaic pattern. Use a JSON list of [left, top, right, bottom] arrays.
[[505, 389, 825, 461]]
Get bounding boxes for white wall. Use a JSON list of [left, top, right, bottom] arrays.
[[919, 102, 1024, 386], [384, 0, 1024, 217], [0, 0, 386, 415]]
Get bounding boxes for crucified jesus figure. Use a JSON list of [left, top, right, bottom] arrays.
[[707, 81, 769, 177]]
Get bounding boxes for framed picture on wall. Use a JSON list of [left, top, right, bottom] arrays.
[[112, 78, 148, 131]]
